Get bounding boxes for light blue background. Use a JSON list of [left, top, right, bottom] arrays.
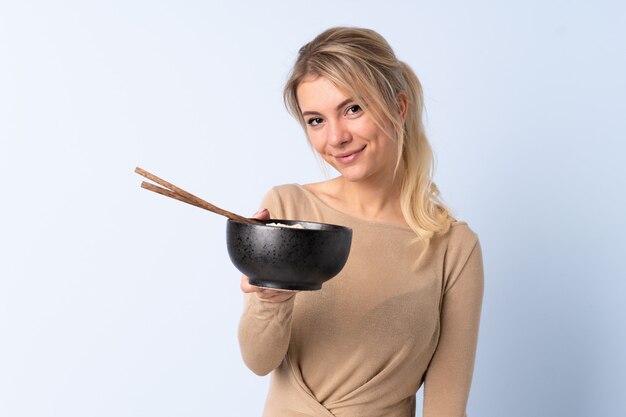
[[1, 1, 625, 416]]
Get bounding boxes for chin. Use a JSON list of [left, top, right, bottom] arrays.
[[336, 167, 370, 183]]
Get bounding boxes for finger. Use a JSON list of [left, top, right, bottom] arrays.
[[241, 275, 298, 301], [256, 288, 281, 299], [241, 277, 270, 295], [240, 275, 262, 293], [261, 289, 297, 302], [252, 208, 270, 220], [257, 291, 296, 302]]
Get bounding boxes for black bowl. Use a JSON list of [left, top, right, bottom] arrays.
[[226, 219, 352, 291]]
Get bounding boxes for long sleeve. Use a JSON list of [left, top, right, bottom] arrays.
[[236, 185, 485, 415], [237, 188, 295, 376], [238, 293, 295, 375], [423, 240, 484, 417]]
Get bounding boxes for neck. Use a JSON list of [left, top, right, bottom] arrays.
[[335, 168, 405, 223]]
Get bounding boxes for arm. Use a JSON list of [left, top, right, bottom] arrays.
[[237, 192, 297, 376], [423, 240, 484, 417], [238, 290, 295, 375]]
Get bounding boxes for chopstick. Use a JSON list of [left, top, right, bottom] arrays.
[[135, 167, 262, 224], [140, 181, 206, 210]]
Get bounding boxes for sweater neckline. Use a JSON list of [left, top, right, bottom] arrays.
[[292, 183, 415, 233]]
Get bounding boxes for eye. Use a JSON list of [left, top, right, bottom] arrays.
[[346, 104, 362, 116], [307, 117, 323, 127]]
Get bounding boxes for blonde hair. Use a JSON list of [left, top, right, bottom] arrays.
[[284, 27, 452, 242]]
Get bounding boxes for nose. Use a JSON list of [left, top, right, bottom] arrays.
[[327, 119, 351, 147]]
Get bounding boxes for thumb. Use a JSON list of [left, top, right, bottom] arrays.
[[253, 208, 270, 220]]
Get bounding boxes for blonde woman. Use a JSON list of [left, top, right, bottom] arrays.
[[239, 27, 484, 417]]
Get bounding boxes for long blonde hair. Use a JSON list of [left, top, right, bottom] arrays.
[[284, 27, 452, 242]]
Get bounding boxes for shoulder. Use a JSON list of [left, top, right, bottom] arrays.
[[437, 220, 482, 291], [261, 182, 338, 222], [260, 184, 311, 220], [264, 183, 307, 202], [445, 220, 479, 250], [265, 179, 338, 205]]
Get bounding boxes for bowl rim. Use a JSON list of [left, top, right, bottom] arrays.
[[227, 218, 352, 233]]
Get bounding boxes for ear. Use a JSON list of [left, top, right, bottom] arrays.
[[397, 93, 409, 121]]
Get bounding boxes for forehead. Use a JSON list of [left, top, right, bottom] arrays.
[[296, 76, 352, 111]]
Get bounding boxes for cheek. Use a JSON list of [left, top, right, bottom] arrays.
[[307, 132, 326, 154]]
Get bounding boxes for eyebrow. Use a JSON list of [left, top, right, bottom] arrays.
[[301, 98, 354, 117]]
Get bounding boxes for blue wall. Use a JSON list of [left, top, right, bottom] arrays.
[[1, 1, 624, 416]]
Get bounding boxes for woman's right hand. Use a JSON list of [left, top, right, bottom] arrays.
[[239, 208, 298, 303]]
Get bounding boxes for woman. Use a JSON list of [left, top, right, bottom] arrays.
[[238, 27, 484, 417]]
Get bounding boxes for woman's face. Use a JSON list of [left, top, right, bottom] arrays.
[[296, 76, 399, 184]]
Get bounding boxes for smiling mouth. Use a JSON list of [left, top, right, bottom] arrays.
[[334, 146, 366, 164]]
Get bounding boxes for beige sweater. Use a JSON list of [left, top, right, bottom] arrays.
[[238, 184, 484, 417]]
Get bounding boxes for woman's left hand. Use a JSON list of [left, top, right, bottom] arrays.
[[240, 275, 298, 303]]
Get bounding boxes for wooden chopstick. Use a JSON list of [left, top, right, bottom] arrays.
[[135, 167, 262, 224], [141, 181, 206, 210]]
